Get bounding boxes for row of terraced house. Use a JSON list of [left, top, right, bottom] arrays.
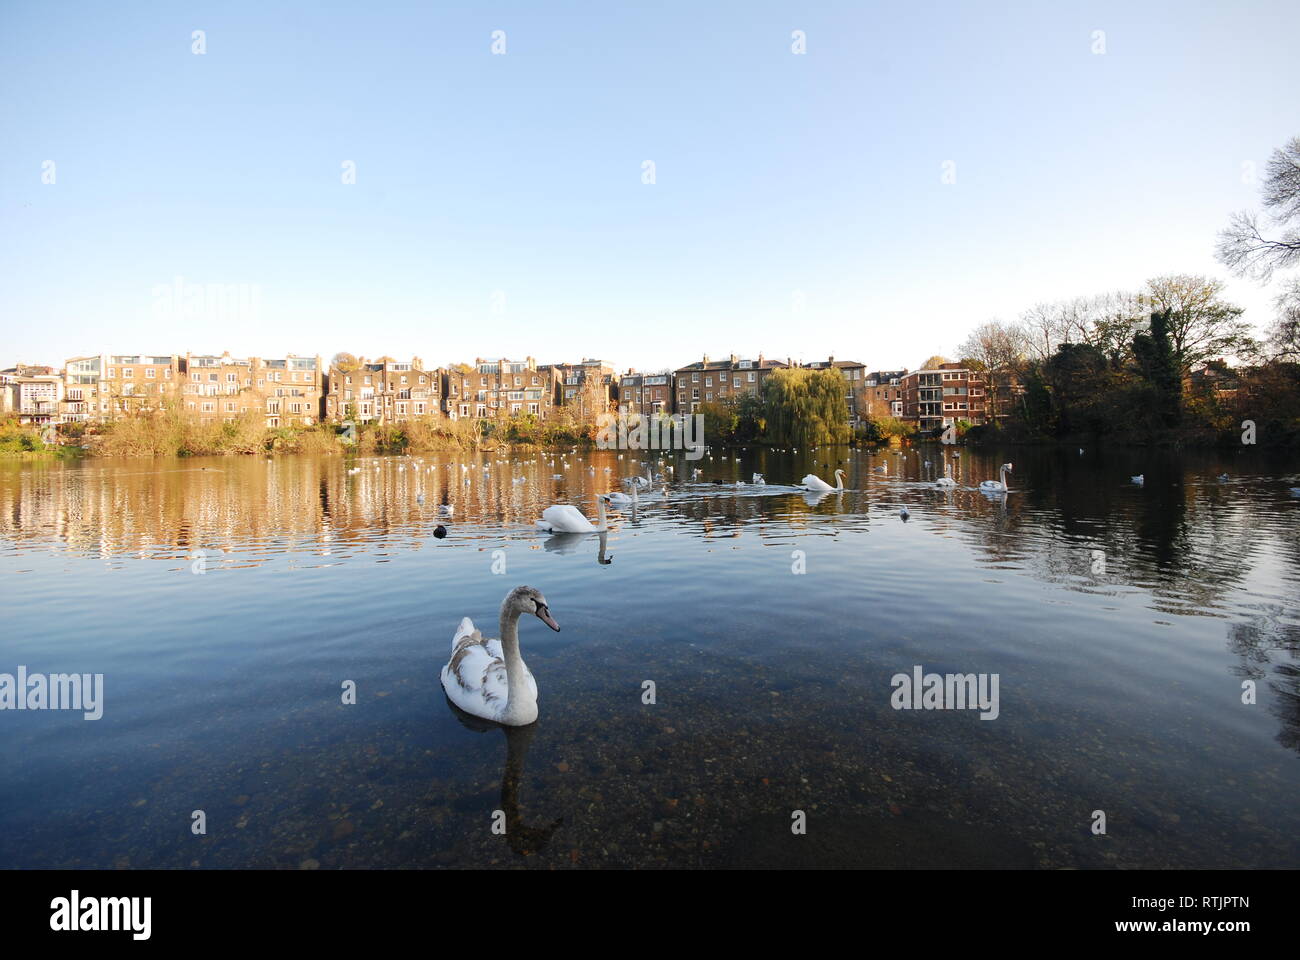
[[2, 351, 994, 433]]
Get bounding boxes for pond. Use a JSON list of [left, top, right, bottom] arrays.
[[1, 444, 1297, 868]]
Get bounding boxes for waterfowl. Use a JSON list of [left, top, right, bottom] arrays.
[[801, 468, 846, 493], [1132, 474, 1145, 485], [981, 463, 1013, 493], [440, 586, 559, 726], [536, 496, 610, 533], [935, 461, 956, 488]]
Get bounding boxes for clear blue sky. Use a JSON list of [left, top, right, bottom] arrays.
[[3, 0, 1298, 372]]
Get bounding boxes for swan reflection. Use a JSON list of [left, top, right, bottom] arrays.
[[445, 702, 563, 856]]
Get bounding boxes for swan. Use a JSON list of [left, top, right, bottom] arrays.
[[1131, 474, 1145, 485], [980, 463, 1013, 493], [802, 468, 846, 492], [626, 465, 652, 490], [1216, 473, 1229, 482], [935, 462, 956, 488], [440, 585, 559, 726], [536, 495, 610, 533], [752, 473, 766, 485], [606, 482, 638, 507]]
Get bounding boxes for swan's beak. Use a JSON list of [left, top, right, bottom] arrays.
[[535, 603, 560, 632]]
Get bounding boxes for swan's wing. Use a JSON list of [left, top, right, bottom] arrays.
[[452, 617, 478, 651], [441, 631, 508, 720], [542, 504, 591, 532]]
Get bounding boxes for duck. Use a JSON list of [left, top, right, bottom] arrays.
[[752, 473, 766, 485], [440, 586, 559, 726], [899, 505, 910, 521], [1131, 474, 1145, 486], [536, 495, 611, 533], [980, 463, 1013, 493], [801, 468, 846, 492]]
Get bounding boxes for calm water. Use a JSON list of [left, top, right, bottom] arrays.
[[1, 445, 1298, 869]]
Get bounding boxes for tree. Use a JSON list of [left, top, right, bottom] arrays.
[[1140, 274, 1252, 375], [1132, 310, 1182, 427], [956, 320, 1026, 421], [1265, 276, 1300, 363], [918, 355, 951, 370], [761, 368, 850, 447], [1217, 135, 1300, 281]]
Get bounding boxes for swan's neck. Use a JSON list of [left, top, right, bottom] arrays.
[[835, 472, 844, 490], [498, 606, 533, 723], [1000, 466, 1009, 488], [595, 497, 607, 530]]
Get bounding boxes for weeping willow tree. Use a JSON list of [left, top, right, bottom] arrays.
[[761, 368, 850, 446]]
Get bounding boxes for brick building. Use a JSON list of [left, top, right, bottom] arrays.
[[900, 363, 987, 432], [325, 356, 442, 424]]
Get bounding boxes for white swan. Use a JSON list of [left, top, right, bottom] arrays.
[[935, 461, 956, 488], [536, 495, 610, 533], [801, 468, 845, 492], [980, 463, 1013, 493], [606, 482, 638, 507], [1131, 474, 1145, 485], [440, 586, 559, 726]]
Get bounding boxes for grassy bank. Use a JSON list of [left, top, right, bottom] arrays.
[[0, 419, 83, 460], [52, 409, 604, 458]]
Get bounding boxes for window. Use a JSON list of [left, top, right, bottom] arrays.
[[146, 368, 156, 378]]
